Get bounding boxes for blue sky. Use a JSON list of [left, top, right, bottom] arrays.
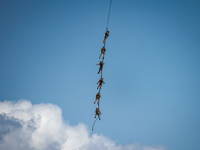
[[0, 0, 200, 150]]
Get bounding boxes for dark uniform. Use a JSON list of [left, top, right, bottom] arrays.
[[94, 92, 101, 105], [94, 108, 101, 120], [96, 61, 104, 74], [103, 31, 109, 43], [99, 46, 106, 59], [97, 78, 105, 89]]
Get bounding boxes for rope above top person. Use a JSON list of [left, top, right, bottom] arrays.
[[106, 0, 113, 31]]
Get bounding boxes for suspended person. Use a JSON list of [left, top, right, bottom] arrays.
[[96, 61, 104, 74], [94, 92, 101, 105], [97, 78, 105, 89], [94, 107, 101, 120], [103, 30, 109, 43], [99, 46, 106, 59]]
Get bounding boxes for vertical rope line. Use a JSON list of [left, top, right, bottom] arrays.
[[97, 0, 111, 120], [93, 0, 112, 130], [106, 0, 113, 30], [92, 117, 99, 130]]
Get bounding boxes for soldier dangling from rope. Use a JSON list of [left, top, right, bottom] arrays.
[[96, 61, 104, 75], [99, 46, 106, 59], [97, 78, 105, 89], [94, 107, 101, 120], [94, 92, 101, 105], [103, 30, 109, 43]]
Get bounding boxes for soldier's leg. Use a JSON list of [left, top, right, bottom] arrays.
[[103, 53, 105, 59], [97, 84, 100, 89], [97, 99, 100, 105], [100, 68, 103, 75], [103, 36, 106, 43], [94, 98, 97, 104], [99, 52, 102, 59], [103, 36, 107, 43], [98, 66, 102, 74], [100, 83, 102, 89], [98, 114, 101, 120]]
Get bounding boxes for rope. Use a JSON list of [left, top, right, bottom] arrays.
[[106, 0, 113, 31], [92, 117, 99, 131], [93, 0, 112, 131]]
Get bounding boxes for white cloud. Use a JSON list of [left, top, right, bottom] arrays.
[[0, 100, 167, 150]]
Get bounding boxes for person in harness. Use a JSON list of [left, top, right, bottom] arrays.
[[94, 92, 101, 105], [99, 46, 106, 59], [94, 107, 101, 120], [97, 78, 105, 89], [103, 30, 109, 43], [96, 61, 104, 75]]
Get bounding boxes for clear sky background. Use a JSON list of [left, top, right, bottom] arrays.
[[0, 0, 200, 150]]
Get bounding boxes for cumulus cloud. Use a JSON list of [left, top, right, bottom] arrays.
[[0, 100, 167, 150]]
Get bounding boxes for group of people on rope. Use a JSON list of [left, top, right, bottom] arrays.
[[94, 31, 109, 120]]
